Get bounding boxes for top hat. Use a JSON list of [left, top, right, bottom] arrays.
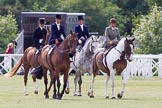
[[56, 14, 62, 19], [39, 18, 45, 24], [78, 15, 84, 21]]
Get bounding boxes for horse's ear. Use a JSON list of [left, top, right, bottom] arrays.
[[132, 37, 135, 41], [70, 30, 73, 35], [125, 37, 128, 40], [91, 36, 94, 41]]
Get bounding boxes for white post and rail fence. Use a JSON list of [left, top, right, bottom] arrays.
[[1, 54, 162, 79]]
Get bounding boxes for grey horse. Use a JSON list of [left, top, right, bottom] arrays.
[[69, 36, 100, 96]]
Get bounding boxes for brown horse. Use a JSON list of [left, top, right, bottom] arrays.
[[5, 28, 51, 95], [5, 47, 42, 95], [40, 31, 78, 99], [88, 37, 135, 99]]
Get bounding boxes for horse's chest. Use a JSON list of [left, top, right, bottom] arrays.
[[113, 59, 127, 75]]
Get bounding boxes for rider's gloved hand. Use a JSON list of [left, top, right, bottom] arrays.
[[78, 39, 82, 44]]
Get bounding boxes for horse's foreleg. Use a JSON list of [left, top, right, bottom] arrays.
[[110, 69, 116, 99], [104, 74, 110, 99], [78, 74, 82, 96], [117, 71, 127, 99], [24, 65, 30, 95], [73, 73, 78, 96], [32, 75, 38, 94], [60, 72, 68, 99], [88, 74, 95, 98], [57, 77, 61, 99], [65, 77, 70, 94]]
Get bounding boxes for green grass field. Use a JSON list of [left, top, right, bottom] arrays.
[[0, 75, 162, 108]]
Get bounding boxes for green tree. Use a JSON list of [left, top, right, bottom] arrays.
[[0, 11, 18, 53], [133, 5, 162, 54], [58, 0, 124, 34]]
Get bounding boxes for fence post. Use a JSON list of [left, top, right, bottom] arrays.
[[158, 54, 162, 78]]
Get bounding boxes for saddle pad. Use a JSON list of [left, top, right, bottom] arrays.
[[48, 44, 56, 55]]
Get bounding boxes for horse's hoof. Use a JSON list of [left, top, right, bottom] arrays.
[[25, 93, 29, 96], [78, 92, 82, 96], [111, 97, 116, 99], [65, 89, 70, 94], [90, 95, 94, 98], [105, 96, 109, 99], [53, 95, 57, 99], [117, 93, 123, 99], [73, 94, 77, 96], [87, 92, 90, 96], [45, 95, 49, 99], [34, 91, 38, 94], [78, 94, 82, 96], [57, 96, 62, 100]]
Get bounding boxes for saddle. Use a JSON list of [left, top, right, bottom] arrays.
[[46, 44, 57, 71], [98, 46, 114, 64]]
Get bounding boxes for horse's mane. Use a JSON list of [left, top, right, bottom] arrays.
[[117, 37, 126, 46], [83, 38, 92, 49]]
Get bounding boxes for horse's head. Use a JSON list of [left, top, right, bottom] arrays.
[[67, 30, 78, 57], [89, 36, 99, 54], [124, 37, 135, 62]]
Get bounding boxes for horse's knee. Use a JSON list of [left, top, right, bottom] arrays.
[[78, 78, 82, 85]]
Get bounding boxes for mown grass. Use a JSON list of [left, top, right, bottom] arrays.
[[0, 75, 162, 108]]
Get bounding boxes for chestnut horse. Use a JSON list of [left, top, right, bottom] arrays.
[[5, 28, 51, 95], [41, 31, 78, 99], [88, 37, 135, 99]]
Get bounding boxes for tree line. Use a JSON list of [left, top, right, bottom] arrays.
[[0, 0, 162, 54]]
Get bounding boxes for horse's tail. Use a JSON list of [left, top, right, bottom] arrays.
[[4, 57, 23, 78]]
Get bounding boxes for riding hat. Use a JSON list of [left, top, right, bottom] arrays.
[[39, 18, 45, 24], [56, 14, 62, 19], [78, 15, 84, 21], [110, 18, 116, 23]]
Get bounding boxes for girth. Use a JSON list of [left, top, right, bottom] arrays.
[[102, 46, 114, 69]]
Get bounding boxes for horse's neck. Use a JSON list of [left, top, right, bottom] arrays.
[[59, 38, 69, 50], [82, 39, 90, 52], [115, 42, 125, 53]]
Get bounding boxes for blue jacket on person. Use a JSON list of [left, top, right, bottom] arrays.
[[48, 23, 66, 45], [75, 24, 90, 40]]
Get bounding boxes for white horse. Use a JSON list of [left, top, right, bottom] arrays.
[[69, 36, 99, 96], [88, 37, 135, 99]]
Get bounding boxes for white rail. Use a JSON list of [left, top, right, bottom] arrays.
[[0, 54, 162, 79], [0, 54, 23, 74], [126, 54, 162, 79]]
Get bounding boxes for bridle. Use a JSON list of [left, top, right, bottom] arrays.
[[89, 37, 98, 54], [57, 34, 77, 54], [114, 39, 134, 61]]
